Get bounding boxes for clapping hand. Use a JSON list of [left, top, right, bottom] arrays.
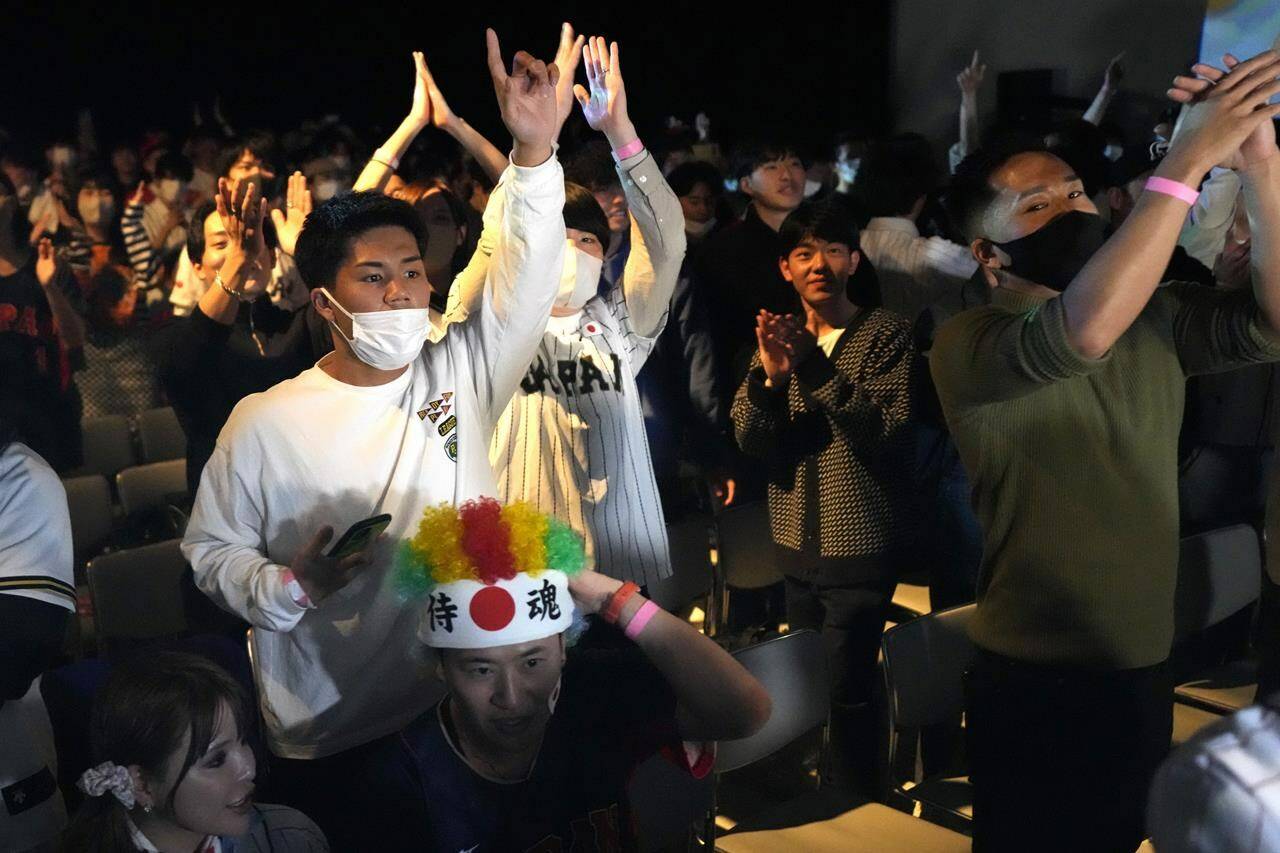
[[957, 50, 986, 97], [1166, 50, 1280, 174], [573, 36, 636, 147], [485, 28, 559, 167], [34, 237, 59, 288], [215, 177, 268, 293], [756, 310, 816, 385], [269, 172, 312, 257]]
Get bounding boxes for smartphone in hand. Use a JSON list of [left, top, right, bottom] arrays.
[[328, 514, 392, 560]]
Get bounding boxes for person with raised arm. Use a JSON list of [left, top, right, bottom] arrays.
[[452, 36, 687, 588], [359, 499, 769, 851], [931, 49, 1280, 851], [181, 29, 567, 849]]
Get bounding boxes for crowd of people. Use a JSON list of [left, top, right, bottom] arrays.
[[4, 17, 1280, 853]]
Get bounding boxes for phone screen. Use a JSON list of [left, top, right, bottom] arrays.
[[328, 514, 392, 560]]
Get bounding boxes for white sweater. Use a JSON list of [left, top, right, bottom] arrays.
[[182, 155, 566, 759]]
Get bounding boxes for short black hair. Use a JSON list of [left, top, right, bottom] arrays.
[[154, 151, 194, 183], [730, 139, 804, 181], [943, 132, 1047, 242], [852, 133, 941, 218], [563, 181, 610, 250], [185, 199, 219, 265], [777, 200, 860, 258], [564, 140, 620, 192], [216, 131, 279, 180], [294, 191, 429, 291], [1045, 119, 1109, 197], [667, 161, 724, 199]]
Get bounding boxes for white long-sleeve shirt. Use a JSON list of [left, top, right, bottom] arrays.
[[456, 149, 686, 586], [182, 154, 565, 759], [859, 217, 978, 325]]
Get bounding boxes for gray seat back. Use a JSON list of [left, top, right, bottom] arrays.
[[137, 406, 187, 463], [116, 459, 188, 517], [882, 604, 977, 731], [1174, 523, 1262, 642], [716, 630, 828, 773], [88, 539, 188, 645], [715, 501, 782, 590], [647, 515, 714, 613]]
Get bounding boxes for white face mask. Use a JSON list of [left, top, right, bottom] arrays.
[[156, 179, 184, 205], [803, 178, 823, 199], [555, 242, 603, 311], [1103, 144, 1124, 162], [312, 179, 342, 203], [686, 217, 717, 237], [319, 287, 431, 371]]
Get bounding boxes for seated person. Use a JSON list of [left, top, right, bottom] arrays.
[[62, 651, 327, 852], [362, 497, 771, 851]]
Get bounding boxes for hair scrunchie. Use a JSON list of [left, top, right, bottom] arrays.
[[77, 762, 137, 809]]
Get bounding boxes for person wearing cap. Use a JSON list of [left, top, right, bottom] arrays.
[[360, 497, 771, 851]]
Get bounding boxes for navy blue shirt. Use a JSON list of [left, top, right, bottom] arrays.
[[361, 647, 706, 852]]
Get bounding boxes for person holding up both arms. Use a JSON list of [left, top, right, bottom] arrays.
[[181, 29, 568, 849], [453, 35, 689, 589], [931, 49, 1280, 852]]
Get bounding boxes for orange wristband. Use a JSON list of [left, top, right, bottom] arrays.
[[603, 581, 640, 625]]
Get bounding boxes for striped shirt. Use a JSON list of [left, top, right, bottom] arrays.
[[858, 217, 978, 324], [462, 150, 686, 586]]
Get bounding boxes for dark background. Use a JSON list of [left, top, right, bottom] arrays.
[[1, 3, 891, 157]]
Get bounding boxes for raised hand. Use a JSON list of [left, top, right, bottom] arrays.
[[416, 51, 459, 132], [485, 28, 559, 167], [1165, 50, 1280, 175], [34, 237, 58, 288], [270, 171, 312, 257], [573, 36, 635, 147], [1103, 52, 1125, 92], [567, 567, 624, 616], [756, 310, 811, 385], [407, 51, 433, 129], [553, 22, 586, 136], [215, 177, 269, 294], [957, 50, 986, 97], [290, 524, 376, 604]]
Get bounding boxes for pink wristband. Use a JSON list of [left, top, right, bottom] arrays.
[[623, 600, 660, 640], [1144, 176, 1199, 206], [612, 138, 645, 161], [280, 568, 313, 610]]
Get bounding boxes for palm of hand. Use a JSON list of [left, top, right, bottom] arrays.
[[501, 79, 556, 145], [35, 254, 55, 287], [580, 79, 612, 130]]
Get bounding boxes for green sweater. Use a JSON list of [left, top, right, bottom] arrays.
[[931, 283, 1280, 669]]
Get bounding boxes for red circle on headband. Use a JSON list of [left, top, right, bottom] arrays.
[[471, 586, 516, 632]]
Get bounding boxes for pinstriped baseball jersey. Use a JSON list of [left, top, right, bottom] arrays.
[[491, 284, 672, 587]]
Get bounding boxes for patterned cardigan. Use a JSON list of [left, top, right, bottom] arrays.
[[731, 307, 916, 562]]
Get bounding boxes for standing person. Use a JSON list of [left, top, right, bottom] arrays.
[[79, 264, 162, 420], [454, 36, 687, 587], [854, 134, 978, 326], [61, 652, 327, 853], [930, 50, 1280, 852], [359, 498, 769, 851], [181, 30, 567, 849], [695, 139, 806, 392], [0, 170, 86, 474], [0, 418, 75, 852], [731, 201, 914, 792]]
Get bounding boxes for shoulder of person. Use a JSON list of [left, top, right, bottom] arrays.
[[0, 442, 62, 509], [217, 369, 322, 447], [930, 304, 1019, 360], [232, 803, 329, 853]]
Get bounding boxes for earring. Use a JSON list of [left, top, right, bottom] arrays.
[[143, 804, 153, 814]]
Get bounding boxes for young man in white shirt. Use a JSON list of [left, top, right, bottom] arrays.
[[181, 30, 566, 848]]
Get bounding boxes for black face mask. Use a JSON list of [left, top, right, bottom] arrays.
[[992, 210, 1107, 292]]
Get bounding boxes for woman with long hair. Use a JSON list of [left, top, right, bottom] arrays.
[[61, 652, 326, 852]]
